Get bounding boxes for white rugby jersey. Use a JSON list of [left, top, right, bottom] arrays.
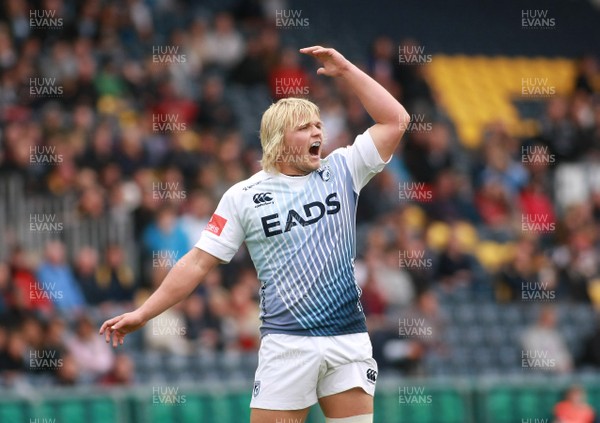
[[196, 130, 389, 337]]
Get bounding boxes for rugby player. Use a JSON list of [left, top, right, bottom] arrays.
[[100, 45, 410, 423]]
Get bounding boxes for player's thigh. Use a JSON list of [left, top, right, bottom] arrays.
[[318, 387, 373, 418], [250, 407, 310, 423]]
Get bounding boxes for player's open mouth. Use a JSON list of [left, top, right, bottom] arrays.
[[309, 141, 321, 157]]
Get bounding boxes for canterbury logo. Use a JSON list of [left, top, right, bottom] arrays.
[[366, 369, 377, 383], [253, 192, 273, 204]]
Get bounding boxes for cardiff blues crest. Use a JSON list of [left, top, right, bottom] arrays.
[[317, 165, 332, 182]]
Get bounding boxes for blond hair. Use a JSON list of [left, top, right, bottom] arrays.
[[259, 97, 321, 173]]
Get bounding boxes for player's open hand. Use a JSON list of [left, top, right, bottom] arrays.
[[300, 46, 350, 77], [99, 310, 146, 347]]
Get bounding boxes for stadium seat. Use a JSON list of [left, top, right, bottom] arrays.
[[427, 55, 576, 147]]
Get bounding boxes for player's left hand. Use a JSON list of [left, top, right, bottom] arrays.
[[300, 46, 350, 77]]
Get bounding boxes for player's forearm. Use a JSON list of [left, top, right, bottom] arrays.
[[137, 249, 215, 322], [340, 61, 408, 125]]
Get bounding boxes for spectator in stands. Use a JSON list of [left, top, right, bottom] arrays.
[[361, 226, 415, 309], [36, 240, 86, 313], [20, 314, 44, 351], [475, 176, 513, 234], [518, 179, 557, 235], [74, 246, 103, 306], [0, 262, 11, 312], [54, 352, 79, 386], [202, 12, 245, 70], [553, 385, 596, 423], [540, 97, 581, 162], [132, 171, 162, 240], [371, 290, 447, 376], [96, 244, 137, 304], [229, 281, 261, 351], [574, 55, 598, 96], [41, 316, 71, 383], [367, 36, 397, 90], [393, 38, 435, 111], [0, 328, 26, 377], [495, 238, 539, 301], [520, 307, 573, 374], [480, 136, 529, 199], [552, 229, 597, 303], [230, 35, 268, 86], [65, 315, 114, 382], [424, 169, 480, 223], [579, 317, 600, 369], [99, 353, 134, 386], [115, 124, 150, 177], [195, 75, 237, 131], [142, 205, 188, 264], [435, 226, 479, 290], [268, 47, 310, 100]]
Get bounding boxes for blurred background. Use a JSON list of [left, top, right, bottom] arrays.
[[1, 0, 600, 422]]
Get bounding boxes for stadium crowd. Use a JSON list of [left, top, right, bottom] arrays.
[[0, 0, 600, 389]]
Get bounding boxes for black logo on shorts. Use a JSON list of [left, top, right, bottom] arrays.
[[253, 380, 261, 397], [253, 192, 274, 208], [366, 369, 377, 383]]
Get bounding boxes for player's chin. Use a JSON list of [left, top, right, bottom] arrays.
[[307, 156, 321, 170]]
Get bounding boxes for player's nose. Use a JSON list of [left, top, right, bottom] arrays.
[[310, 124, 322, 137]]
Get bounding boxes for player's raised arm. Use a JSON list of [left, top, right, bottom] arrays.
[[99, 248, 220, 347], [300, 46, 410, 161]]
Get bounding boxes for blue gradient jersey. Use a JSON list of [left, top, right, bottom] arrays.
[[196, 130, 388, 337]]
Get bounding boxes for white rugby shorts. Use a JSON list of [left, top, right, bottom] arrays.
[[250, 333, 378, 410]]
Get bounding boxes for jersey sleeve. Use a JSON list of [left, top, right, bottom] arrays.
[[195, 187, 245, 263], [333, 128, 391, 193]]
